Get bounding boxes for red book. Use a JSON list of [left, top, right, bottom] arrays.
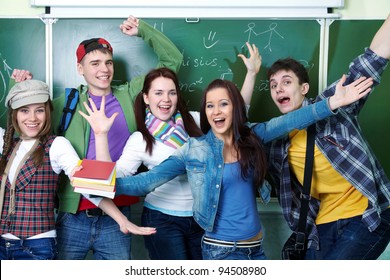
[[72, 159, 116, 198], [72, 159, 116, 185]]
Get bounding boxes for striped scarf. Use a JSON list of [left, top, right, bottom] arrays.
[[145, 107, 189, 149]]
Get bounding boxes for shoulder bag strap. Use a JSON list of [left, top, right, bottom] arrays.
[[58, 88, 79, 135], [296, 124, 316, 242]]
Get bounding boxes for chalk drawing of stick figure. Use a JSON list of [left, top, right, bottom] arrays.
[[257, 23, 284, 52], [241, 23, 260, 49], [203, 31, 219, 49]]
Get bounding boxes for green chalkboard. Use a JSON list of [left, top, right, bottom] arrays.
[[328, 19, 390, 175], [0, 19, 46, 127], [4, 18, 388, 176], [52, 18, 321, 123]]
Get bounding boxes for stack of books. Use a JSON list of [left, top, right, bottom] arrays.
[[72, 159, 116, 199]]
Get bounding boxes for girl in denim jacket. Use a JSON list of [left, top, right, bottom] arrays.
[[83, 69, 372, 260]]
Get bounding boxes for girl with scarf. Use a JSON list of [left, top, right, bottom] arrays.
[[80, 43, 261, 259]]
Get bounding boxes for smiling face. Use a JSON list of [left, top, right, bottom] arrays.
[[269, 69, 309, 114], [16, 103, 46, 138], [77, 49, 113, 96], [205, 87, 233, 141], [143, 76, 178, 122]]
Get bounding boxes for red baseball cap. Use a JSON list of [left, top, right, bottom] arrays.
[[76, 38, 113, 63]]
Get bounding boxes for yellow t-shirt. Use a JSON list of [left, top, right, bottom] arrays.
[[288, 129, 368, 225]]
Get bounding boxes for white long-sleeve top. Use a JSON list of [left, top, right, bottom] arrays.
[[116, 111, 200, 216], [0, 128, 79, 182], [0, 128, 102, 240]]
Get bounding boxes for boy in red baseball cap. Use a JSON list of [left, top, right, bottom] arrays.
[[50, 15, 182, 260], [76, 38, 113, 63]]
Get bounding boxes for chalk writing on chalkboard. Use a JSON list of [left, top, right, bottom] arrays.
[[0, 18, 45, 127], [50, 18, 321, 106], [0, 53, 12, 119], [50, 17, 321, 132], [174, 22, 286, 96]]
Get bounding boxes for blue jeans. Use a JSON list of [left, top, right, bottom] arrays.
[[141, 207, 203, 260], [0, 237, 57, 260], [55, 206, 132, 260], [201, 236, 267, 260], [306, 208, 390, 260]]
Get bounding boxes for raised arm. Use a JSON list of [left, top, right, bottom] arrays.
[[136, 18, 183, 73], [77, 98, 157, 235], [79, 96, 188, 197], [239, 42, 262, 105], [328, 74, 373, 110], [78, 96, 116, 162], [370, 13, 390, 59], [122, 15, 183, 98], [257, 74, 373, 143], [320, 14, 390, 102]]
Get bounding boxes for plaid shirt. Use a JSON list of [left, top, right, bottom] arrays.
[[266, 48, 390, 249], [0, 136, 58, 239]]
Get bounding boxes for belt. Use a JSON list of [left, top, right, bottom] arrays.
[[203, 236, 262, 248], [81, 208, 107, 217], [79, 206, 127, 218]]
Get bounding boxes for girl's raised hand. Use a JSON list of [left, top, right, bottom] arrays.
[[238, 42, 262, 75], [79, 95, 118, 135]]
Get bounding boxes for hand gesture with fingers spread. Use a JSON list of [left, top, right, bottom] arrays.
[[238, 42, 261, 105], [328, 74, 373, 110], [79, 95, 118, 135], [238, 42, 262, 75]]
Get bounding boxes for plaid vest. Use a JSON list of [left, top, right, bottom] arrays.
[[0, 136, 58, 239]]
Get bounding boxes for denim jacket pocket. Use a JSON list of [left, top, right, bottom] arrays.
[[186, 161, 206, 215], [186, 161, 206, 186]]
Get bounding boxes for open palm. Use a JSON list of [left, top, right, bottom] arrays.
[[79, 96, 118, 135]]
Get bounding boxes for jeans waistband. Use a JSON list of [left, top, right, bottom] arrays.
[[203, 236, 262, 248], [1, 237, 56, 246], [78, 206, 128, 218], [79, 208, 107, 217]]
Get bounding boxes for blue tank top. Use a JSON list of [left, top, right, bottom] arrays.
[[206, 162, 261, 241]]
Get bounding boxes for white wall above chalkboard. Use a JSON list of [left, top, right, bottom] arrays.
[[30, 0, 344, 18]]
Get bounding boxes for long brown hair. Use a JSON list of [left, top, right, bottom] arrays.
[[134, 67, 202, 155], [0, 100, 53, 174], [200, 79, 267, 187]]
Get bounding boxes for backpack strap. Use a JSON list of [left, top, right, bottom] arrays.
[[58, 88, 79, 135]]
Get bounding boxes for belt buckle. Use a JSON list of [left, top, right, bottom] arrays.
[[85, 208, 104, 217]]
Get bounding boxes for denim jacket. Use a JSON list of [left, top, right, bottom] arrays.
[[116, 98, 335, 231]]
